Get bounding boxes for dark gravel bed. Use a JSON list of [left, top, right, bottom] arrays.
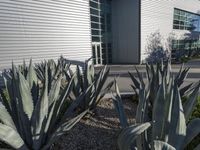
[[52, 98, 137, 150]]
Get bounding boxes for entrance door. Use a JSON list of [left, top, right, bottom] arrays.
[[92, 42, 102, 65]]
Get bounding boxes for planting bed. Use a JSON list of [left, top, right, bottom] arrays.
[[52, 98, 137, 150]]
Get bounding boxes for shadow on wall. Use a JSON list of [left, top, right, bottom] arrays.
[[145, 30, 174, 64]]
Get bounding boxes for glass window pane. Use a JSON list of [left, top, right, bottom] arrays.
[[173, 25, 179, 29], [173, 8, 200, 32], [92, 0, 99, 3], [92, 36, 100, 42], [90, 1, 98, 8], [90, 8, 99, 16], [174, 9, 180, 15], [92, 30, 100, 35], [91, 23, 100, 29], [91, 16, 99, 22], [173, 20, 179, 24]]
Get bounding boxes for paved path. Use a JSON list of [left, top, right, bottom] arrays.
[[96, 59, 200, 95]]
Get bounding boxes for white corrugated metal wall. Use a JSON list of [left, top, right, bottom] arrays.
[[141, 0, 200, 62], [0, 0, 92, 70]]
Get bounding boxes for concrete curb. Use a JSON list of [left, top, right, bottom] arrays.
[[103, 92, 135, 99]]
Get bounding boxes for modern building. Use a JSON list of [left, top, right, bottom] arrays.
[[141, 0, 200, 61], [0, 0, 200, 70]]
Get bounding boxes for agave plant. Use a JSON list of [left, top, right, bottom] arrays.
[[114, 81, 200, 150], [65, 58, 114, 111], [128, 60, 196, 126], [35, 57, 70, 90], [34, 57, 113, 112], [0, 61, 90, 150], [129, 60, 193, 103], [113, 61, 200, 150]]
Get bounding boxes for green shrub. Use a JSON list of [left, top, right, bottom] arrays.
[[186, 96, 200, 150], [180, 56, 191, 63], [190, 96, 200, 120]]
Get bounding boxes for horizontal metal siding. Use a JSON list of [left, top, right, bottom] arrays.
[[141, 0, 200, 62], [0, 0, 92, 70]]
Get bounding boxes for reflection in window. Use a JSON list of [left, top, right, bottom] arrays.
[[172, 39, 200, 51], [90, 0, 112, 64], [173, 8, 200, 32]]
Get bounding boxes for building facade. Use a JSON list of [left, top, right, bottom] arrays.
[[0, 0, 200, 70], [0, 0, 92, 70], [141, 0, 200, 61]]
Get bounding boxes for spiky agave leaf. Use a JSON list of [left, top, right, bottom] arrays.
[[31, 64, 49, 150], [43, 109, 89, 150], [55, 74, 75, 119], [112, 80, 128, 128], [168, 84, 186, 149], [145, 63, 151, 81], [48, 75, 62, 106], [163, 78, 174, 143], [35, 58, 68, 86], [194, 144, 200, 150], [0, 123, 27, 150], [128, 71, 140, 90], [1, 66, 25, 140], [153, 140, 175, 150], [18, 72, 34, 119], [90, 65, 111, 109], [117, 122, 151, 150], [174, 64, 190, 87], [0, 79, 12, 115], [152, 80, 166, 141], [43, 75, 62, 136], [136, 87, 149, 123], [179, 83, 193, 97], [69, 60, 112, 111], [0, 101, 16, 130], [135, 67, 145, 89], [7, 67, 33, 146], [63, 83, 94, 118], [0, 58, 94, 150], [26, 59, 37, 88]]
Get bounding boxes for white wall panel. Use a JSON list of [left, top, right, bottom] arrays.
[[0, 0, 92, 70]]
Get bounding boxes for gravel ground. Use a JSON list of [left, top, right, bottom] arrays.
[[52, 98, 137, 150]]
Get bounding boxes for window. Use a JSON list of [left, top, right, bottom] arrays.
[[90, 1, 98, 9], [91, 23, 100, 29], [92, 36, 101, 42], [91, 16, 99, 22], [90, 8, 99, 16], [172, 39, 200, 51], [92, 30, 100, 36], [90, 0, 112, 64], [173, 8, 200, 32]]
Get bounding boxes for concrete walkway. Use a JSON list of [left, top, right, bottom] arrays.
[[96, 59, 200, 94]]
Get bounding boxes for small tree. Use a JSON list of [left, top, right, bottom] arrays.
[[145, 30, 169, 63]]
